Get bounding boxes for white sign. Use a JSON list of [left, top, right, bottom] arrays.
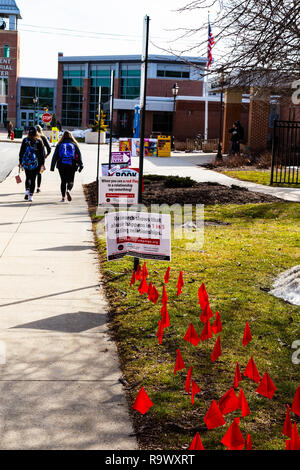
[[99, 177, 138, 206], [105, 211, 171, 261]]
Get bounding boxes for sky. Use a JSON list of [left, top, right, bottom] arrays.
[[16, 0, 210, 79]]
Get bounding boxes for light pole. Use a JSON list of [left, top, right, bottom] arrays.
[[33, 96, 38, 126], [171, 83, 179, 150], [216, 68, 225, 161]]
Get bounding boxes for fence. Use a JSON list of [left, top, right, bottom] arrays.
[[271, 120, 300, 185]]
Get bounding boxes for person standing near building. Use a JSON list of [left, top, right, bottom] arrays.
[[36, 125, 51, 193], [19, 127, 45, 202], [50, 131, 83, 203], [7, 121, 13, 139], [229, 121, 241, 156]]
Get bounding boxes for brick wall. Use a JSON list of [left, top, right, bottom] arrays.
[[56, 60, 63, 122], [0, 30, 20, 125], [147, 79, 203, 98], [248, 88, 270, 151], [81, 78, 90, 128]]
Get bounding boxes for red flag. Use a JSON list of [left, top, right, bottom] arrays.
[[212, 311, 222, 334], [147, 282, 153, 300], [177, 271, 184, 296], [189, 432, 204, 450], [233, 362, 242, 389], [200, 321, 213, 342], [184, 323, 200, 346], [162, 285, 168, 304], [174, 349, 185, 375], [289, 422, 300, 450], [200, 302, 214, 323], [164, 267, 171, 284], [135, 264, 142, 281], [246, 434, 253, 450], [256, 372, 277, 399], [198, 283, 209, 309], [238, 389, 250, 417], [161, 304, 170, 328], [221, 418, 245, 450], [149, 285, 159, 304], [191, 380, 201, 405], [243, 357, 261, 383], [130, 270, 136, 286], [218, 388, 240, 415], [142, 262, 149, 279], [156, 321, 164, 345], [211, 336, 222, 362], [185, 366, 193, 394], [282, 404, 292, 438], [243, 321, 252, 346], [138, 276, 148, 295], [204, 400, 226, 430], [133, 387, 153, 415], [291, 385, 300, 417]]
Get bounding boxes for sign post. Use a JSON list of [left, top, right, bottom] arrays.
[[108, 70, 115, 169], [96, 86, 102, 205]]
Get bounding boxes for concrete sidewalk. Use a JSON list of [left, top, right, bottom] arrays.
[[0, 169, 136, 449]]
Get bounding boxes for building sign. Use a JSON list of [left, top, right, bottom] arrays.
[[0, 58, 13, 77], [157, 135, 171, 157], [105, 211, 171, 261], [99, 176, 139, 206]]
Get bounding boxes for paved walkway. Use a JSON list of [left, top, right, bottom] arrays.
[[0, 168, 136, 450]]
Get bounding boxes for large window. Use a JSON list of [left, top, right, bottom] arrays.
[[3, 45, 10, 58], [89, 65, 113, 125], [120, 65, 141, 99], [0, 78, 8, 96], [153, 112, 173, 134], [20, 86, 54, 110], [62, 65, 85, 127], [157, 67, 190, 79]]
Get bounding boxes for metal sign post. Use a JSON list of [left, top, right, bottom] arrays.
[[96, 86, 102, 205], [108, 70, 115, 169]]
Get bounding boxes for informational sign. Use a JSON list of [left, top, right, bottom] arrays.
[[132, 138, 158, 157], [111, 151, 131, 165], [51, 127, 59, 143], [102, 164, 128, 176], [42, 113, 52, 124], [157, 135, 171, 157], [119, 138, 131, 152], [106, 211, 171, 261], [99, 176, 139, 206]]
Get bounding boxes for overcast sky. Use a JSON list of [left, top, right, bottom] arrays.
[[16, 0, 209, 78]]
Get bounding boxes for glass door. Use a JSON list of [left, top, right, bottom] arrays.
[[0, 104, 8, 127], [20, 110, 35, 130]]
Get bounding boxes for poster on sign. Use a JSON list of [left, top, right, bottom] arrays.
[[105, 211, 171, 261], [119, 138, 132, 152], [131, 139, 158, 157], [111, 151, 131, 165], [102, 164, 128, 176], [99, 176, 139, 206]]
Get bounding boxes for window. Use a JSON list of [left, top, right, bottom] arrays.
[[20, 86, 55, 110], [3, 45, 10, 58], [62, 65, 85, 127], [120, 65, 141, 99], [153, 112, 173, 134], [0, 78, 8, 96], [157, 69, 190, 79]]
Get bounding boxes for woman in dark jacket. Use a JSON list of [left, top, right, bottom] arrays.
[[51, 130, 83, 202], [19, 127, 45, 202], [36, 125, 51, 193]]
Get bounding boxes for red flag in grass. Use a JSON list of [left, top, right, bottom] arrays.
[[256, 372, 277, 399], [212, 311, 222, 334], [142, 262, 149, 279], [291, 386, 300, 417], [243, 322, 252, 346], [246, 434, 253, 450], [185, 366, 193, 394], [233, 362, 243, 389], [177, 271, 184, 296], [133, 387, 153, 415], [198, 283, 209, 309], [147, 282, 153, 299], [243, 357, 261, 383], [200, 302, 214, 323], [200, 321, 213, 342], [162, 285, 168, 304], [282, 404, 292, 438], [161, 304, 170, 328], [238, 389, 250, 417], [191, 380, 201, 405], [156, 321, 164, 345], [138, 276, 148, 295], [221, 418, 245, 450], [149, 284, 159, 304], [218, 388, 240, 415], [204, 400, 225, 430], [164, 267, 171, 284], [135, 264, 142, 281], [130, 270, 136, 286], [174, 349, 185, 375], [211, 336, 222, 362], [189, 432, 204, 450], [287, 423, 300, 450], [184, 323, 200, 346]]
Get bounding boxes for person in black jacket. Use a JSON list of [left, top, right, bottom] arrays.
[[229, 121, 241, 156], [19, 127, 45, 202], [50, 130, 83, 202], [36, 125, 51, 193]]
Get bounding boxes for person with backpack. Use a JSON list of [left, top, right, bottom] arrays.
[[19, 127, 45, 202], [36, 125, 51, 193], [50, 130, 83, 202]]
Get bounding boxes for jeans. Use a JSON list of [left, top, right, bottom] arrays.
[[25, 169, 38, 195], [58, 165, 76, 198]]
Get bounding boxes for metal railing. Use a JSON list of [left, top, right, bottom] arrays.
[[271, 120, 300, 185]]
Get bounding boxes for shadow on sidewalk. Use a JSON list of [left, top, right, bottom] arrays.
[[36, 245, 95, 252]]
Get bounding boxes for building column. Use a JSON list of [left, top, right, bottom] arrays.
[[222, 88, 243, 154], [81, 78, 90, 128], [247, 87, 270, 151]]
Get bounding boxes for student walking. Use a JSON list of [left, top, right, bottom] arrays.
[[36, 125, 51, 193], [7, 121, 13, 139], [19, 127, 45, 202], [50, 131, 83, 202]]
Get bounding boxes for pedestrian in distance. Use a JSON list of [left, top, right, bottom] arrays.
[[36, 125, 51, 193], [19, 127, 45, 202], [50, 130, 83, 203], [7, 121, 13, 139], [229, 121, 241, 156]]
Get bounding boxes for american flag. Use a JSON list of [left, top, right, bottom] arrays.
[[207, 21, 215, 70]]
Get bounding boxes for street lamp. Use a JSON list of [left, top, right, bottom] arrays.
[[171, 83, 179, 149], [33, 96, 38, 126]]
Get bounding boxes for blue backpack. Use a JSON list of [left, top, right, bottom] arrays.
[[59, 143, 76, 165], [22, 139, 39, 171]]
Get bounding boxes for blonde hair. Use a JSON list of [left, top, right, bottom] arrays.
[[58, 130, 79, 146]]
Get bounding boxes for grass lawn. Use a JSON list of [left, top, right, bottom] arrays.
[[222, 169, 299, 186], [94, 202, 300, 450]]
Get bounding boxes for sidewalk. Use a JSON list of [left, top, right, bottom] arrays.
[[0, 169, 136, 449]]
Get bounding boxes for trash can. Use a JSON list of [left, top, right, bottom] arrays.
[[14, 128, 23, 139]]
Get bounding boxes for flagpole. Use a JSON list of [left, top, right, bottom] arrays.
[[204, 12, 210, 142]]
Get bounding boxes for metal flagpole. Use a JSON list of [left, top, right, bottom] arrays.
[[96, 86, 102, 205], [204, 12, 210, 142], [108, 70, 115, 169]]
